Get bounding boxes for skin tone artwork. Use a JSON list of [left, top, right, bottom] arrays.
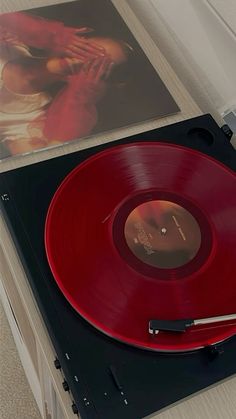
[[0, 12, 130, 155]]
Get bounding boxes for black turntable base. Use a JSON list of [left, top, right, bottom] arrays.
[[1, 114, 236, 419]]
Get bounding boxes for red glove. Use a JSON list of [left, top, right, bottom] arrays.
[[0, 12, 105, 60]]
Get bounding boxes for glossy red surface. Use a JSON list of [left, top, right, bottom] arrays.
[[45, 142, 236, 352]]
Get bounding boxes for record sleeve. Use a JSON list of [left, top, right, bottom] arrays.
[[0, 0, 179, 161]]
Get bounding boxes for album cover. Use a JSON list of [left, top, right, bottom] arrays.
[[0, 0, 179, 160]]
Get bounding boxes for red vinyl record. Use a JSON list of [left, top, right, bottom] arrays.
[[45, 142, 236, 352]]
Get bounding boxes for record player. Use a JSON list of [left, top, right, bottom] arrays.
[[1, 114, 236, 419]]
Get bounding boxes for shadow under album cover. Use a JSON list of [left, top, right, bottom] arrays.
[[0, 0, 179, 160]]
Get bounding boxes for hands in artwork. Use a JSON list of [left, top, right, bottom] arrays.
[[66, 56, 114, 101], [51, 26, 106, 61], [0, 12, 105, 59]]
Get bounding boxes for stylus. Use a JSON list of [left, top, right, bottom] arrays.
[[149, 313, 236, 334]]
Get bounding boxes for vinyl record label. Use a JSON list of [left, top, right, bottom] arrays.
[[124, 200, 201, 269]]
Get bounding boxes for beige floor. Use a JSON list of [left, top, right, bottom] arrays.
[[0, 300, 41, 419]]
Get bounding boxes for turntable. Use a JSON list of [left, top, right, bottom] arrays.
[[1, 114, 236, 419]]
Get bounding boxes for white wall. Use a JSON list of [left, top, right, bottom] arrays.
[[128, 0, 236, 117]]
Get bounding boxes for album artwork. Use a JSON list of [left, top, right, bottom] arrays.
[[0, 0, 179, 160]]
